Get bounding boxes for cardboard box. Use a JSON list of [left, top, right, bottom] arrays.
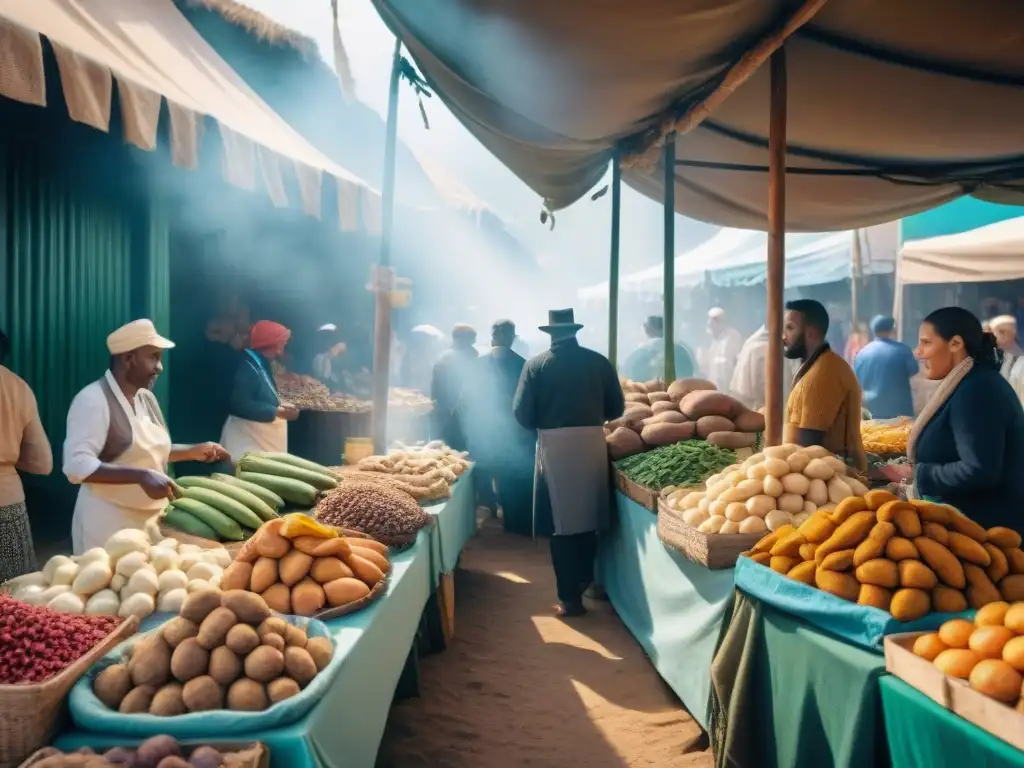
[[885, 632, 1024, 751]]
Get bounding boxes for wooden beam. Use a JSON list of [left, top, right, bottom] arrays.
[[370, 39, 403, 454], [663, 134, 677, 383], [608, 153, 622, 367], [764, 48, 787, 447], [622, 0, 828, 168]]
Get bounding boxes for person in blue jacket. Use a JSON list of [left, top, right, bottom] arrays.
[[898, 307, 1024, 528], [853, 315, 918, 419]]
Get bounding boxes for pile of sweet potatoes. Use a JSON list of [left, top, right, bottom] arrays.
[[605, 377, 765, 460]]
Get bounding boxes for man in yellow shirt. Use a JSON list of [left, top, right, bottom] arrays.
[[782, 299, 867, 472]]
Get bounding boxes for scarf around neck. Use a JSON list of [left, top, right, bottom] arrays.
[[907, 357, 973, 462]]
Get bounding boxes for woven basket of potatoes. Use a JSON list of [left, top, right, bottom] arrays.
[[220, 514, 390, 619], [82, 588, 337, 728], [742, 489, 1024, 623], [664, 443, 869, 537]]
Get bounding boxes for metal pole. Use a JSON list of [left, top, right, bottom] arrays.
[[663, 134, 677, 383], [370, 39, 402, 454], [608, 153, 622, 367], [765, 48, 787, 446]]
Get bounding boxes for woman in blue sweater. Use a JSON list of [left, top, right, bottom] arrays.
[[906, 307, 1024, 528]]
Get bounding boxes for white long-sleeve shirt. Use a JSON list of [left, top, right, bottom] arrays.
[[63, 370, 161, 484], [0, 366, 52, 506], [728, 326, 797, 409], [701, 327, 744, 392]]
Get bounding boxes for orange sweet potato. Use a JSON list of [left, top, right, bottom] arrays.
[[679, 390, 744, 420], [640, 421, 696, 447]]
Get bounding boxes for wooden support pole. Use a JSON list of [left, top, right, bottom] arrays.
[[370, 39, 403, 454], [608, 153, 622, 367], [663, 134, 677, 383], [850, 228, 862, 331], [765, 48, 787, 447]]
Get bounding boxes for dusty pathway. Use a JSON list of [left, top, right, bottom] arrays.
[[378, 518, 713, 767]]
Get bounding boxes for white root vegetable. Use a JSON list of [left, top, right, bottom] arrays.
[[186, 562, 222, 583], [683, 508, 709, 527], [149, 547, 179, 574], [7, 571, 46, 591], [763, 476, 784, 498], [709, 499, 729, 518], [803, 500, 817, 515], [747, 463, 770, 481], [118, 592, 155, 619], [177, 551, 203, 573], [85, 589, 120, 615], [780, 473, 811, 496], [104, 529, 151, 561], [156, 588, 187, 613], [762, 457, 790, 478], [827, 477, 853, 504], [114, 550, 149, 578], [48, 592, 85, 614], [16, 585, 47, 606], [802, 459, 835, 481], [77, 548, 111, 568], [199, 548, 232, 569], [806, 479, 829, 507], [186, 579, 211, 593], [681, 492, 704, 511], [698, 515, 726, 534], [746, 495, 775, 519], [777, 493, 805, 514], [719, 520, 741, 535], [110, 574, 128, 592], [823, 456, 849, 475], [42, 555, 74, 584], [739, 516, 767, 534], [725, 502, 749, 522], [125, 567, 159, 598], [786, 451, 811, 474], [156, 538, 180, 552], [71, 561, 113, 597], [39, 584, 71, 603], [157, 569, 188, 594], [51, 562, 79, 586]]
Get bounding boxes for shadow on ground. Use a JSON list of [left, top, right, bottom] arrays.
[[377, 518, 713, 767]]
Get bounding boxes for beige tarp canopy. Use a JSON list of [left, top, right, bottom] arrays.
[[899, 218, 1024, 286], [0, 0, 381, 233], [370, 0, 1024, 230]]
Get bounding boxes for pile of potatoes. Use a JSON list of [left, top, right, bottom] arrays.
[[31, 736, 256, 768], [663, 443, 869, 535], [606, 378, 766, 460], [914, 604, 1024, 708], [743, 490, 1024, 622], [219, 516, 390, 617], [92, 588, 334, 714]]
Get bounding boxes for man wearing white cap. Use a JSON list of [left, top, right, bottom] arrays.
[[63, 320, 228, 553], [700, 307, 744, 391]]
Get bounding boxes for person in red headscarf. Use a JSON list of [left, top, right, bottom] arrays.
[[220, 320, 298, 462]]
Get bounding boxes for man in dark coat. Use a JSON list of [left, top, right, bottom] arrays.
[[462, 320, 535, 535], [430, 324, 478, 450], [514, 309, 625, 617]]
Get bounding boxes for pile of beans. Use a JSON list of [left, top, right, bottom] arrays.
[[0, 595, 123, 685]]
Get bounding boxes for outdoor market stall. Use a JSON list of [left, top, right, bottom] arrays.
[[0, 447, 478, 767]]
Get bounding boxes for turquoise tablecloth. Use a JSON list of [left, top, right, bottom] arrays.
[[880, 676, 1024, 767], [57, 529, 433, 768], [425, 467, 477, 586], [598, 492, 735, 729]]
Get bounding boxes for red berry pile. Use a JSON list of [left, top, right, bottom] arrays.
[[0, 595, 123, 685]]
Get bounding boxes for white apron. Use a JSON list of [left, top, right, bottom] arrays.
[[534, 426, 611, 537], [220, 350, 288, 462], [71, 395, 171, 554]]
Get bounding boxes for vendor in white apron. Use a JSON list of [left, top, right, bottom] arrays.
[[63, 320, 229, 554], [512, 309, 626, 618], [220, 320, 299, 462]]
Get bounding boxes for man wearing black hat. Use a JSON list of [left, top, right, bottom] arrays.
[[461, 320, 535, 535], [513, 309, 625, 617], [621, 315, 695, 383]]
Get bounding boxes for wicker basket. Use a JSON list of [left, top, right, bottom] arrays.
[[312, 574, 389, 621], [0, 615, 139, 767], [656, 499, 763, 570], [612, 467, 659, 512], [148, 513, 246, 557]]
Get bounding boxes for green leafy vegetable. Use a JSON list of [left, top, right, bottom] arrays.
[[615, 440, 736, 489]]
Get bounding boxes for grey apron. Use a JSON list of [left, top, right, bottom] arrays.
[[534, 426, 610, 537]]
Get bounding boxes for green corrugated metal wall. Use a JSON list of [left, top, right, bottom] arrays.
[[1, 137, 171, 539]]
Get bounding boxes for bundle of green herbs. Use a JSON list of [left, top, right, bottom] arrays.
[[615, 440, 736, 489]]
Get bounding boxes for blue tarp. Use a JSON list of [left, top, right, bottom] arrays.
[[709, 231, 894, 289]]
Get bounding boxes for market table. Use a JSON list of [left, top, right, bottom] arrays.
[[598, 491, 734, 730], [57, 528, 434, 768], [880, 675, 1024, 767], [709, 591, 890, 768]]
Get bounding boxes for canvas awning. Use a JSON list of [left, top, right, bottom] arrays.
[[0, 0, 381, 233], [371, 0, 1024, 230], [898, 217, 1024, 286]]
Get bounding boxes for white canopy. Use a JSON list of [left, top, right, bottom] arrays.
[[0, 0, 381, 232], [898, 217, 1024, 286]]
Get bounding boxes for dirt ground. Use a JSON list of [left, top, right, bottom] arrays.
[[377, 517, 713, 767]]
